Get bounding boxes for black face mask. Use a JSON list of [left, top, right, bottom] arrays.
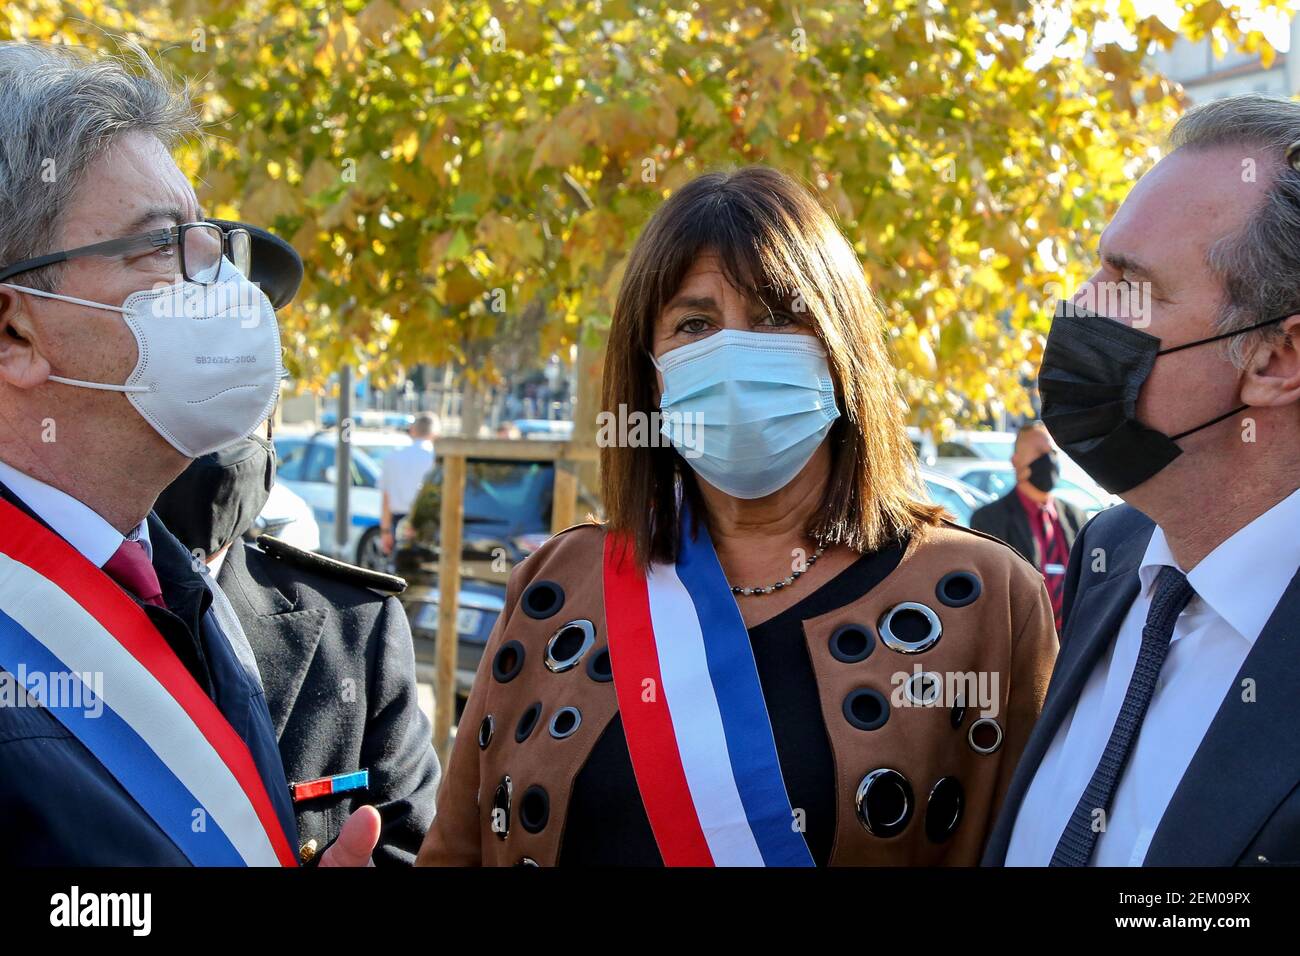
[[1026, 452, 1059, 493], [1038, 300, 1290, 495], [154, 435, 275, 558]]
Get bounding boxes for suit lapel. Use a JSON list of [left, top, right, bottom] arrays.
[[1145, 566, 1300, 865], [984, 515, 1150, 863], [217, 541, 326, 740], [1005, 496, 1039, 567]]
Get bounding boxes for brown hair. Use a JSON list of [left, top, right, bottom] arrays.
[[600, 165, 943, 567]]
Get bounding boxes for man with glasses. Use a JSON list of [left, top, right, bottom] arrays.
[[0, 218, 253, 288], [0, 42, 379, 866]]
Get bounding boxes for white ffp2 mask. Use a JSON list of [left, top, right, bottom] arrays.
[[5, 261, 282, 458]]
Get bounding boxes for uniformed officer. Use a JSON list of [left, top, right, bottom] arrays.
[[155, 436, 441, 865]]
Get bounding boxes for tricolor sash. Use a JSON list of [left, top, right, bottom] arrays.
[[603, 505, 814, 866], [0, 495, 297, 866]]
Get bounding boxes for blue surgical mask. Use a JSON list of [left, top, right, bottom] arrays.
[[652, 329, 841, 498]]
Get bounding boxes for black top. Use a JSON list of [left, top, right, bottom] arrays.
[[558, 537, 908, 866]]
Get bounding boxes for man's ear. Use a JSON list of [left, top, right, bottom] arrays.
[[0, 288, 52, 389], [1240, 314, 1300, 408]]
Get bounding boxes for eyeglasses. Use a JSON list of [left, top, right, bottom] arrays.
[[1290, 139, 1300, 173], [0, 220, 252, 286]]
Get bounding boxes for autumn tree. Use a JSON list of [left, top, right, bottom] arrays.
[[1, 0, 1288, 436]]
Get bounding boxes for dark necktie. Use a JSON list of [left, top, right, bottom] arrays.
[[1050, 564, 1195, 866], [103, 538, 167, 608]]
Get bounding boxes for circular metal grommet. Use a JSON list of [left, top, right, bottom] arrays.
[[521, 580, 565, 620], [519, 785, 550, 834], [878, 602, 943, 654], [925, 777, 964, 844], [854, 768, 914, 838], [904, 671, 943, 707], [935, 571, 982, 608], [514, 857, 540, 867], [478, 714, 495, 750], [842, 688, 890, 731], [492, 640, 525, 683], [968, 717, 1004, 755], [828, 624, 875, 663], [586, 647, 612, 683], [950, 699, 966, 729], [491, 775, 512, 840], [515, 701, 543, 743], [545, 619, 597, 674], [548, 706, 582, 740]]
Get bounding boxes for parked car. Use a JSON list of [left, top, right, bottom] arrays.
[[271, 428, 420, 568], [929, 457, 1117, 518], [907, 426, 938, 465], [511, 418, 575, 440], [394, 455, 598, 700], [936, 429, 1018, 461], [919, 466, 993, 527], [250, 481, 321, 552], [321, 409, 418, 431]]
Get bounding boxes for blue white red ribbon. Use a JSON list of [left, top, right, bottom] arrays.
[[0, 496, 297, 866], [603, 504, 814, 866]]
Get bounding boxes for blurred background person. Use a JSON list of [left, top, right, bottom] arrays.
[[379, 413, 436, 557], [155, 432, 440, 865], [970, 422, 1086, 632]]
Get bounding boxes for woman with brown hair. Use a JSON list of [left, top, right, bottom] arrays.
[[418, 165, 1056, 867]]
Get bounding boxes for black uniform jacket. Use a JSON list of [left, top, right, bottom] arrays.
[[216, 538, 440, 865]]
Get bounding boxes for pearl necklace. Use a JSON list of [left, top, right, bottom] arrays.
[[730, 544, 827, 597]]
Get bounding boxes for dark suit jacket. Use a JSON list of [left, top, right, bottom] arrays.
[[970, 489, 1086, 569], [216, 538, 439, 865], [983, 503, 1300, 865], [0, 481, 297, 865]]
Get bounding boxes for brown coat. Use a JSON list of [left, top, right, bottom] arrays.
[[418, 519, 1057, 866]]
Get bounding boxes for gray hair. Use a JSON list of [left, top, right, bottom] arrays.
[[1169, 93, 1300, 367], [0, 41, 198, 291]]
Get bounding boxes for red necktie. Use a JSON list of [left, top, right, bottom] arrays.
[[102, 539, 166, 608]]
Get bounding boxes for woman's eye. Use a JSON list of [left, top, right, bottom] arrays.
[[677, 316, 710, 334], [757, 311, 798, 327]]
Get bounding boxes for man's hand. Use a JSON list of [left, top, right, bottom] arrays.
[[319, 805, 382, 867], [381, 529, 394, 554]]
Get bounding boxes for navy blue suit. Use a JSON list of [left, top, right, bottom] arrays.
[[0, 481, 298, 865], [984, 503, 1300, 866]]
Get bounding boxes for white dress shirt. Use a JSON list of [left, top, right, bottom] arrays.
[[1006, 488, 1300, 866], [378, 439, 435, 515], [0, 459, 150, 566]]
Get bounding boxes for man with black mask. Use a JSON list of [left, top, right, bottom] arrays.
[[985, 93, 1300, 867], [156, 430, 439, 865], [971, 422, 1086, 631]]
